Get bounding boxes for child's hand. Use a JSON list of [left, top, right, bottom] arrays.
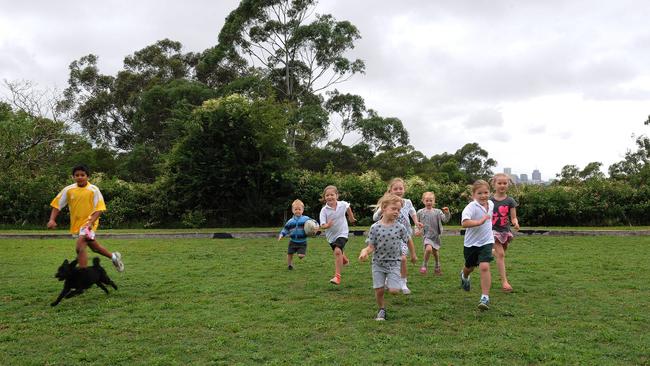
[[480, 214, 490, 224], [442, 207, 450, 214], [47, 220, 57, 229], [414, 227, 421, 237], [512, 219, 520, 231], [278, 235, 283, 241], [349, 217, 357, 225], [410, 253, 418, 264], [359, 249, 369, 262]]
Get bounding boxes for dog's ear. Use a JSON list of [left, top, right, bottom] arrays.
[[63, 259, 69, 265]]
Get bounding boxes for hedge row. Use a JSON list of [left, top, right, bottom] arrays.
[[1, 171, 648, 228]]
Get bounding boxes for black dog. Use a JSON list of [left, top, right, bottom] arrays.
[[51, 257, 118, 306]]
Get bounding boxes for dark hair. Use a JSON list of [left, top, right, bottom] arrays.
[[71, 164, 90, 176]]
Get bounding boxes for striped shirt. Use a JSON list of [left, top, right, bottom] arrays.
[[280, 215, 312, 244]]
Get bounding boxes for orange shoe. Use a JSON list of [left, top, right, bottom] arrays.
[[329, 275, 341, 285]]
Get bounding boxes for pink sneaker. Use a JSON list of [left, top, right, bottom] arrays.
[[419, 266, 427, 275]]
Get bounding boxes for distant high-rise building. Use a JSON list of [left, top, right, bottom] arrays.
[[532, 169, 541, 182], [504, 167, 512, 175], [520, 173, 528, 183]]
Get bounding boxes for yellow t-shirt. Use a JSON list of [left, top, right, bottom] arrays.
[[50, 182, 107, 234]]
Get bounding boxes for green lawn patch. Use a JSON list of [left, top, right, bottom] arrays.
[[1, 236, 648, 365]]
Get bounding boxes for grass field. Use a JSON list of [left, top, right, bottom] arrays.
[[1, 235, 649, 365]]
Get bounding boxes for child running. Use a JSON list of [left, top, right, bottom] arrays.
[[373, 178, 420, 294], [278, 199, 316, 270], [416, 192, 451, 276], [359, 193, 409, 321], [490, 173, 520, 292], [319, 185, 356, 285], [459, 180, 494, 310], [47, 164, 124, 272]]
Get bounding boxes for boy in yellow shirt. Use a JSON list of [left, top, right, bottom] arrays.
[[47, 165, 124, 272]]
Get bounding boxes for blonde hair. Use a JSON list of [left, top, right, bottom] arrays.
[[472, 180, 490, 193], [421, 191, 435, 201], [386, 177, 406, 194], [291, 199, 304, 208], [377, 193, 403, 210], [490, 173, 514, 188], [321, 185, 339, 203]]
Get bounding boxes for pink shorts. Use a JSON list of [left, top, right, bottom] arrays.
[[493, 231, 513, 249]]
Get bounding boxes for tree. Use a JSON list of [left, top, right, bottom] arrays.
[[0, 102, 72, 175], [162, 94, 291, 225], [324, 89, 365, 144], [59, 39, 202, 150], [578, 162, 605, 180], [218, 0, 365, 147], [609, 135, 650, 183], [369, 145, 427, 179], [453, 143, 496, 183]]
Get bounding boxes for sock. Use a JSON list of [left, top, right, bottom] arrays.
[[481, 294, 489, 301], [435, 260, 440, 267]]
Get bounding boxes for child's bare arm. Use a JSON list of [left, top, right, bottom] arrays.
[[84, 211, 103, 229], [510, 207, 520, 231], [359, 244, 375, 261], [407, 237, 417, 263], [47, 208, 60, 229], [346, 206, 357, 224], [462, 215, 490, 228]]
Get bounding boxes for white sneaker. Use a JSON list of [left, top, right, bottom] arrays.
[[401, 279, 411, 295], [111, 252, 124, 272]]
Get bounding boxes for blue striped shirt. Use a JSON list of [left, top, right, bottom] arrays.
[[280, 215, 312, 244]]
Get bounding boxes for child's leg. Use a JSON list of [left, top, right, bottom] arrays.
[[400, 255, 407, 278], [75, 237, 89, 268], [287, 253, 294, 266], [423, 244, 432, 266], [374, 287, 385, 309], [333, 247, 343, 276], [493, 242, 512, 291], [463, 266, 474, 278], [479, 261, 491, 296], [87, 240, 112, 259], [433, 248, 440, 266]]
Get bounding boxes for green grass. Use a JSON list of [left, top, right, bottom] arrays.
[[1, 235, 649, 365]]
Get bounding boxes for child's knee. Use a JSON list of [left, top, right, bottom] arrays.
[[425, 246, 433, 254], [298, 254, 305, 259], [479, 262, 490, 271], [388, 288, 400, 294], [333, 248, 342, 256]]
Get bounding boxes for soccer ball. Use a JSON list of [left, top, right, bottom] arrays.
[[304, 219, 320, 236]]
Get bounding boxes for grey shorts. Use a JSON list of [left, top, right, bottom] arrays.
[[372, 261, 402, 289]]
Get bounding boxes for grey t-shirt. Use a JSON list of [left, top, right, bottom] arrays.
[[490, 196, 518, 233], [365, 221, 408, 263]]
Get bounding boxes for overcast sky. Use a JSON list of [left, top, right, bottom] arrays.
[[2, 0, 649, 180]]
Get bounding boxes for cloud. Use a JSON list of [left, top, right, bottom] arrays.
[[464, 108, 504, 128]]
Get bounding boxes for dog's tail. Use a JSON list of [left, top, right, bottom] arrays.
[[93, 257, 100, 267]]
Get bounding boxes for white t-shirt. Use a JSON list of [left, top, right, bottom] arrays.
[[461, 200, 495, 247], [319, 200, 350, 243]]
